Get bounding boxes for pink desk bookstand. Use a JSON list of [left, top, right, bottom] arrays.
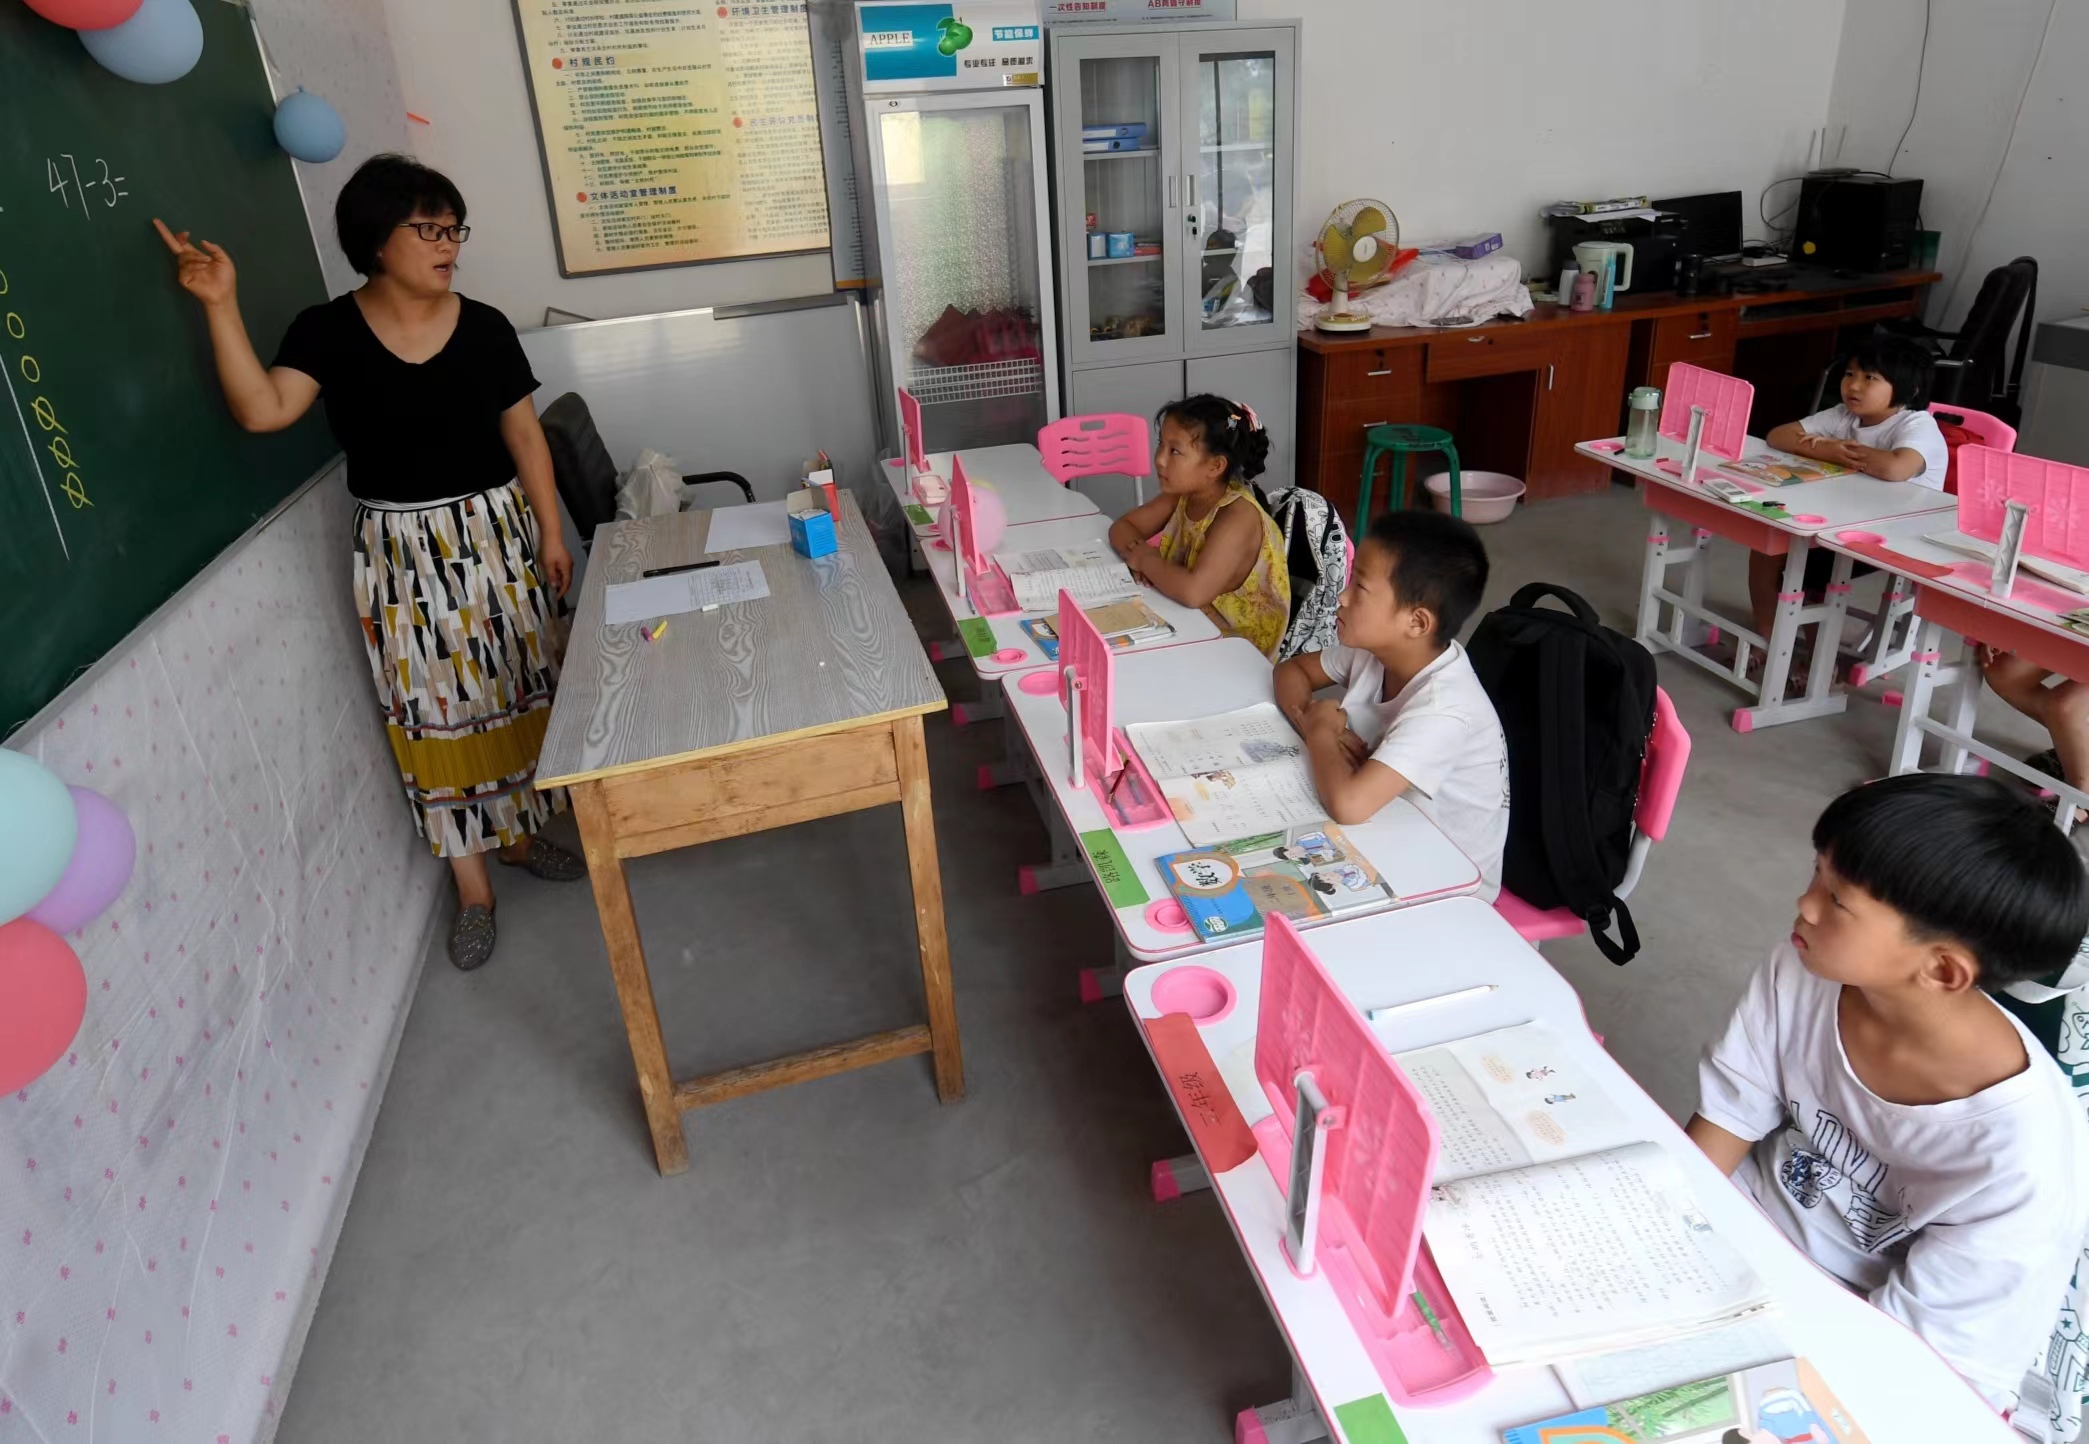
[[1956, 445, 2089, 572], [1250, 914, 1492, 1407], [949, 454, 1020, 616], [1659, 362, 1754, 462], [1056, 591, 1169, 830], [898, 386, 942, 502]]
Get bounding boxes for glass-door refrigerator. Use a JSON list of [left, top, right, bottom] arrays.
[[854, 3, 1059, 455]]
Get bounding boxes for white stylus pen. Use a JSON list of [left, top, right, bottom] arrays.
[[1366, 984, 1497, 1022]]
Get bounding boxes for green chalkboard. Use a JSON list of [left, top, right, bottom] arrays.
[[0, 2, 338, 736]]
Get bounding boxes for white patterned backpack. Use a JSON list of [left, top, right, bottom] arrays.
[[1255, 484, 1351, 661]]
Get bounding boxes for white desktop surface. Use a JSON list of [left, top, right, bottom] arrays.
[[1123, 897, 2017, 1443], [1581, 435, 1960, 535], [1004, 637, 1482, 961]]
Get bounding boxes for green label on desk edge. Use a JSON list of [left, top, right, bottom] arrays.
[[1080, 828, 1148, 909], [958, 617, 996, 658], [1333, 1395, 1407, 1444], [905, 503, 933, 526]]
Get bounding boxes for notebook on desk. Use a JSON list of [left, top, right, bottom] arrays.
[[1123, 703, 1324, 847]]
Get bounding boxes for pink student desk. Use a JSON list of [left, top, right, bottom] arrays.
[[1579, 433, 1956, 733], [1001, 636, 1481, 994], [880, 442, 1100, 550], [1123, 897, 2022, 1444], [1815, 509, 2089, 831]]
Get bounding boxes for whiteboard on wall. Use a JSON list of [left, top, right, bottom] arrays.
[[510, 0, 833, 276]]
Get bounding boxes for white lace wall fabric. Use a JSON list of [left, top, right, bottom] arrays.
[[0, 472, 441, 1443]]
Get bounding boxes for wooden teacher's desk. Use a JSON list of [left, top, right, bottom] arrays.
[[537, 496, 963, 1176], [1297, 268, 1940, 512]]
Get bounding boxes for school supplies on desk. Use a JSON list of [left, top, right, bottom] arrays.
[[1123, 703, 1324, 847], [1924, 527, 2089, 596], [604, 559, 770, 624], [994, 543, 1141, 612], [1018, 598, 1175, 660], [1406, 1023, 1771, 1368], [1717, 451, 1852, 486], [1502, 1357, 1868, 1444], [1155, 823, 1393, 943]]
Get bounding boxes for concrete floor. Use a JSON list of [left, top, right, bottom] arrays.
[[277, 484, 2048, 1443]]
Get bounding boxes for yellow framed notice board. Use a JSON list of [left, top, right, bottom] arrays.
[[511, 0, 832, 276]]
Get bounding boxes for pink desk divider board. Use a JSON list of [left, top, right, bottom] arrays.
[[1957, 445, 2089, 572], [1056, 590, 1169, 830], [949, 454, 1020, 616], [898, 385, 928, 473], [1658, 362, 1754, 461], [1250, 914, 1492, 1406]]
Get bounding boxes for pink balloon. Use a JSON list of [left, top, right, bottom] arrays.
[[0, 919, 87, 1095], [23, 0, 143, 28], [26, 787, 135, 934]]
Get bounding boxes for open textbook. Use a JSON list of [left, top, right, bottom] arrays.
[[1123, 703, 1325, 847], [1924, 527, 2089, 596], [1396, 1023, 1773, 1368], [991, 543, 1142, 612]]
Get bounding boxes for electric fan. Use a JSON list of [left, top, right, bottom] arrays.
[[1314, 200, 1402, 332]]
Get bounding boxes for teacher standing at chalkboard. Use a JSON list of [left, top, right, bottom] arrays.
[[155, 155, 582, 973]]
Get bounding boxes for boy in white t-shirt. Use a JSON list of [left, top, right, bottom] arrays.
[[1272, 510, 1509, 899], [1688, 774, 2089, 1418], [1748, 336, 1948, 646]]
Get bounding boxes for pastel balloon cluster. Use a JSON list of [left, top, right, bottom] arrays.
[[23, 0, 203, 85], [0, 751, 136, 1095]]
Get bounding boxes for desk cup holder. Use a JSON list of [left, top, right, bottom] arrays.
[[1149, 962, 1234, 1024], [1016, 670, 1060, 696], [1836, 529, 1884, 546], [1145, 898, 1193, 934], [1791, 513, 1828, 526], [991, 648, 1028, 665]]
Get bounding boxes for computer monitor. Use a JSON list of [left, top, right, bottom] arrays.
[[1653, 190, 1744, 261]]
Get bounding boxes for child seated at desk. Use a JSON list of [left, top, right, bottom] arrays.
[[1109, 395, 1290, 659], [1748, 337, 1949, 649], [1271, 510, 1510, 900], [1687, 774, 2089, 1415]]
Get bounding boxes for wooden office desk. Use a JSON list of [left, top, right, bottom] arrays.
[[537, 495, 963, 1176], [1297, 268, 1940, 512]]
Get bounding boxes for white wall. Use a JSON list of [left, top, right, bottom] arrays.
[[1236, 0, 1846, 285], [376, 0, 836, 328], [1825, 0, 2082, 327]]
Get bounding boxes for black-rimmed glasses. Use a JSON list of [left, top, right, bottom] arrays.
[[397, 221, 471, 243]]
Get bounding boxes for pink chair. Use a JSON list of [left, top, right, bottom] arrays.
[[1038, 413, 1153, 503], [1493, 687, 1692, 945], [1932, 404, 2018, 495]]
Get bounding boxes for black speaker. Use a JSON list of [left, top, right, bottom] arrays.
[[1793, 173, 1923, 272]]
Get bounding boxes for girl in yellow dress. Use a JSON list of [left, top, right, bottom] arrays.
[[1108, 395, 1291, 658]]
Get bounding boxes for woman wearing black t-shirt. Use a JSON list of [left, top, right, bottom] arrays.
[[155, 155, 582, 971]]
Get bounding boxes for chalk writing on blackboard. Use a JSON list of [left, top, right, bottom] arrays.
[[0, 262, 87, 560], [46, 155, 127, 219]]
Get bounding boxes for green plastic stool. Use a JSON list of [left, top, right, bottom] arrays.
[[1356, 424, 1461, 534]]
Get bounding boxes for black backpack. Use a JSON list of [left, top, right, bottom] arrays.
[[1466, 583, 1657, 964]]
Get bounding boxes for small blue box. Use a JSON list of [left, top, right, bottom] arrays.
[[1106, 231, 1135, 259], [789, 508, 838, 558]]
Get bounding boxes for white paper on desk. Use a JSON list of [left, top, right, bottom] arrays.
[[994, 544, 1140, 612], [1124, 703, 1304, 778], [1392, 1022, 1639, 1182], [1925, 528, 2089, 595], [1553, 1316, 1791, 1409], [1159, 762, 1328, 847], [604, 559, 770, 624], [702, 501, 792, 552]]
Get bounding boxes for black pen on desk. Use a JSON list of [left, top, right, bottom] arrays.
[[641, 559, 721, 579]]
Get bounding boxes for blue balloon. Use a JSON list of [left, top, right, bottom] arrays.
[[274, 87, 346, 164], [0, 752, 79, 926], [80, 0, 202, 86]]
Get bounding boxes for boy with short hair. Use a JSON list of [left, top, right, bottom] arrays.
[[1273, 510, 1510, 900], [1688, 774, 2089, 1413]]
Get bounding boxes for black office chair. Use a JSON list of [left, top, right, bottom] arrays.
[[1885, 255, 2038, 424], [538, 391, 754, 547]]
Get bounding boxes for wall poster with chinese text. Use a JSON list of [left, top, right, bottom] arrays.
[[512, 0, 833, 276]]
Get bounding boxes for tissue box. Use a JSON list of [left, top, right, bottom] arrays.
[[789, 507, 838, 558], [787, 488, 838, 557], [1449, 233, 1503, 260], [1106, 231, 1135, 259]]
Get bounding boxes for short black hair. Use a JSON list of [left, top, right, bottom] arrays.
[[1361, 509, 1490, 643], [1156, 394, 1271, 484], [1840, 334, 1934, 410], [1813, 773, 2089, 989], [334, 154, 467, 277]]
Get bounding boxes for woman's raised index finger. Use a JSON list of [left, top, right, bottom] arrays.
[[151, 217, 199, 256]]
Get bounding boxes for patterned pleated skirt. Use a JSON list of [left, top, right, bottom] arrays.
[[351, 480, 568, 858]]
